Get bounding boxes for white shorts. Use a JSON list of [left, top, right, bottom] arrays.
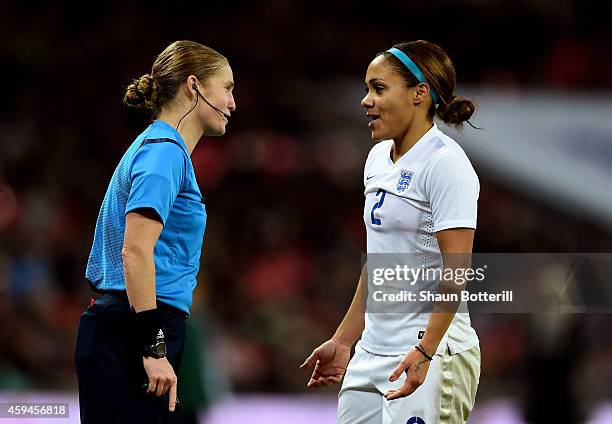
[[337, 342, 480, 424]]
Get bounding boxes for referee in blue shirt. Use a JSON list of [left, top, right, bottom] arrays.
[[75, 40, 235, 424]]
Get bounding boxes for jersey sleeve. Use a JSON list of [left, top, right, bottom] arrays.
[[126, 142, 186, 225], [424, 153, 479, 232]]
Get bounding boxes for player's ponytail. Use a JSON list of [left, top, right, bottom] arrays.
[[436, 95, 475, 126], [382, 40, 477, 128]]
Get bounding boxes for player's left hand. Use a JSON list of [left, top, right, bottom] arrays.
[[384, 347, 432, 400]]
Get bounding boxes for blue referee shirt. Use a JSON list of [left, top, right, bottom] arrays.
[[86, 120, 207, 314]]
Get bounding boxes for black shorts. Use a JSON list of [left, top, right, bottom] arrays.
[[74, 293, 187, 424]]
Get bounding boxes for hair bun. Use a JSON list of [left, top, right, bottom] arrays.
[[436, 95, 475, 127], [136, 74, 155, 98], [123, 74, 158, 113]]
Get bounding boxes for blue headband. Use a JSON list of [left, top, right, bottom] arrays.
[[386, 47, 439, 105]]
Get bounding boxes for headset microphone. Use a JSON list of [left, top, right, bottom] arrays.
[[192, 83, 231, 120]]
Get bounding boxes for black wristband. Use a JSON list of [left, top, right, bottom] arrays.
[[415, 344, 433, 362], [131, 308, 164, 353]]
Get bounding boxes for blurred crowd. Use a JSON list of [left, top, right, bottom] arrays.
[[1, 0, 612, 422]]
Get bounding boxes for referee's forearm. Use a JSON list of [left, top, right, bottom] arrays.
[[122, 245, 157, 312]]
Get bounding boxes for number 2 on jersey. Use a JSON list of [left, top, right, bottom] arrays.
[[370, 189, 386, 225]]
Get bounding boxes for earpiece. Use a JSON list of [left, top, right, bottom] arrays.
[[188, 80, 231, 121], [179, 78, 231, 130]]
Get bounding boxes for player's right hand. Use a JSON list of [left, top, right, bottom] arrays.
[[143, 356, 178, 411], [300, 339, 351, 388]]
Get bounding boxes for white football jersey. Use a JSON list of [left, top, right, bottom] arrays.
[[360, 123, 480, 356]]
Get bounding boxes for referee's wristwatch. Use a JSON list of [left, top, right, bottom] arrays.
[[142, 329, 167, 359]]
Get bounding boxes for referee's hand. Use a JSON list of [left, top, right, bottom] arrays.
[[143, 357, 178, 412]]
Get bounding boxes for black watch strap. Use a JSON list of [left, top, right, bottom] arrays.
[[143, 340, 167, 359], [131, 308, 166, 358]]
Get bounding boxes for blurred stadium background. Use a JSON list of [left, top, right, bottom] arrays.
[[1, 0, 612, 423]]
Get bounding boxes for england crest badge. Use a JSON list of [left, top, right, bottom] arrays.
[[397, 170, 414, 193]]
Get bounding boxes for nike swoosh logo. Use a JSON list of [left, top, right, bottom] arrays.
[[366, 175, 377, 180]]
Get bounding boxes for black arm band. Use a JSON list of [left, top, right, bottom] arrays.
[[415, 344, 434, 361], [131, 308, 164, 351]]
